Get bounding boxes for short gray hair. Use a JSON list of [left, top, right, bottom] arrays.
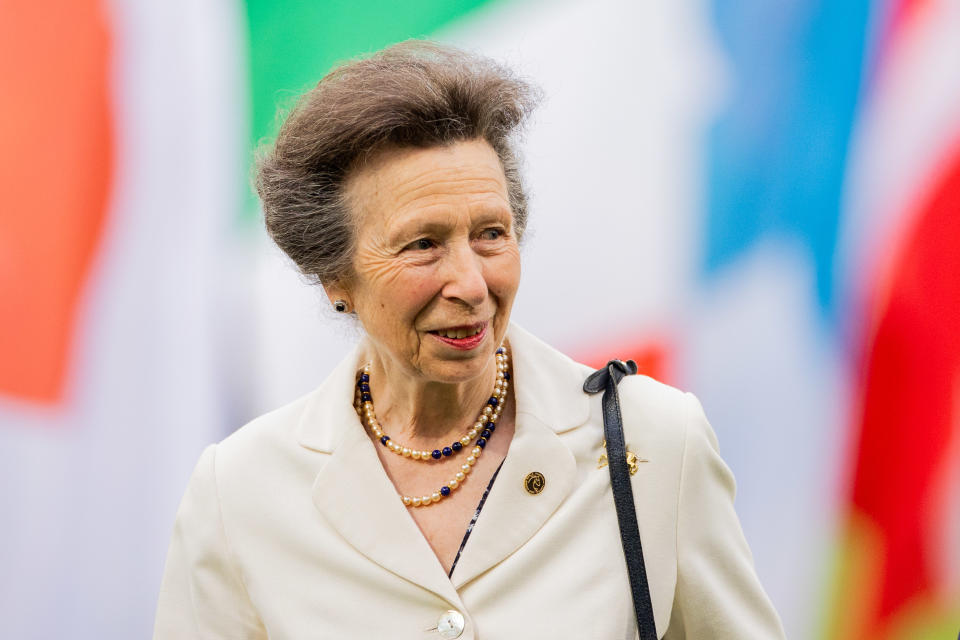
[[254, 40, 541, 287]]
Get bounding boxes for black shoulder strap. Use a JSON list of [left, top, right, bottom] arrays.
[[584, 359, 657, 640]]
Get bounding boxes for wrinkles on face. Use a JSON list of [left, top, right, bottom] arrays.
[[356, 157, 508, 226], [352, 166, 511, 247], [341, 139, 521, 399]]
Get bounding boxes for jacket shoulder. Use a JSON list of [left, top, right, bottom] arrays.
[[607, 373, 698, 464], [210, 390, 321, 488], [618, 372, 691, 409], [222, 392, 311, 451], [615, 372, 692, 428]]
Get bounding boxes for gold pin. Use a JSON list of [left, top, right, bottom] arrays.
[[524, 471, 546, 494], [597, 440, 647, 476]]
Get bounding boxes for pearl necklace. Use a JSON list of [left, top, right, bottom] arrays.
[[355, 346, 510, 507]]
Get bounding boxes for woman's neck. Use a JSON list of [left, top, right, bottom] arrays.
[[364, 354, 501, 443]]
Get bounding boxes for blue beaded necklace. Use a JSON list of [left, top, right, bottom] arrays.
[[355, 346, 510, 507]]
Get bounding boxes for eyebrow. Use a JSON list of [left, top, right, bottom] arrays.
[[388, 208, 511, 244], [389, 220, 450, 244]]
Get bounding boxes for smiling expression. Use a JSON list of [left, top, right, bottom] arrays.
[[333, 138, 522, 384]]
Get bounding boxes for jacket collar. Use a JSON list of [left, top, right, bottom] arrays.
[[295, 323, 591, 454]]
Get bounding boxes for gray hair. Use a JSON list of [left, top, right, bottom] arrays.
[[254, 40, 541, 287]]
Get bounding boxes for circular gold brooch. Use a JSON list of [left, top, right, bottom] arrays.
[[524, 471, 546, 495]]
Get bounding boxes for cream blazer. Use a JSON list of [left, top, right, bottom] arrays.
[[154, 324, 786, 639]]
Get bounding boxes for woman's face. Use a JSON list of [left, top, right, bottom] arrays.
[[337, 138, 521, 384]]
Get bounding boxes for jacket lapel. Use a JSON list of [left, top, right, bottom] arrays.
[[449, 324, 590, 587], [448, 411, 577, 588], [299, 342, 462, 606], [310, 419, 462, 605]]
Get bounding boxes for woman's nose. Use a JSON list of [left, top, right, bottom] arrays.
[[440, 242, 487, 307]]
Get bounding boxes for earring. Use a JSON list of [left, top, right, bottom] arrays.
[[333, 299, 348, 313]]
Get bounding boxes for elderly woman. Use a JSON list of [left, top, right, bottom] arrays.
[[154, 42, 785, 639]]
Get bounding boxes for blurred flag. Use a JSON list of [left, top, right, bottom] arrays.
[[0, 0, 244, 636], [827, 0, 960, 638]]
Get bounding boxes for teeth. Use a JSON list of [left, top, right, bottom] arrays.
[[437, 326, 482, 339]]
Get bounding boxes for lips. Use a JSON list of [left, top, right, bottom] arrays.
[[427, 322, 488, 350]]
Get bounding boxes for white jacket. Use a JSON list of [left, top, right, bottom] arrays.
[[154, 324, 786, 639]]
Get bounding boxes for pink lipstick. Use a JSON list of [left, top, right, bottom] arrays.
[[428, 323, 488, 351]]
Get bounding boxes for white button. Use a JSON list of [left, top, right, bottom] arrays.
[[437, 610, 465, 638]]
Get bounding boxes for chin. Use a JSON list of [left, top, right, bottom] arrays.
[[424, 351, 496, 384]]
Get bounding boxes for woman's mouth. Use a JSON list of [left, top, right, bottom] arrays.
[[428, 323, 488, 350]]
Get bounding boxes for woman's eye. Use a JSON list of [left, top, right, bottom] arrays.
[[405, 238, 435, 251], [479, 228, 503, 241]]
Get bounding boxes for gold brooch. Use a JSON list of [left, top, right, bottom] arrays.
[[524, 471, 546, 494], [597, 440, 647, 476]]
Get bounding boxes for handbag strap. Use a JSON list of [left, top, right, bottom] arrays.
[[584, 359, 657, 640]]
